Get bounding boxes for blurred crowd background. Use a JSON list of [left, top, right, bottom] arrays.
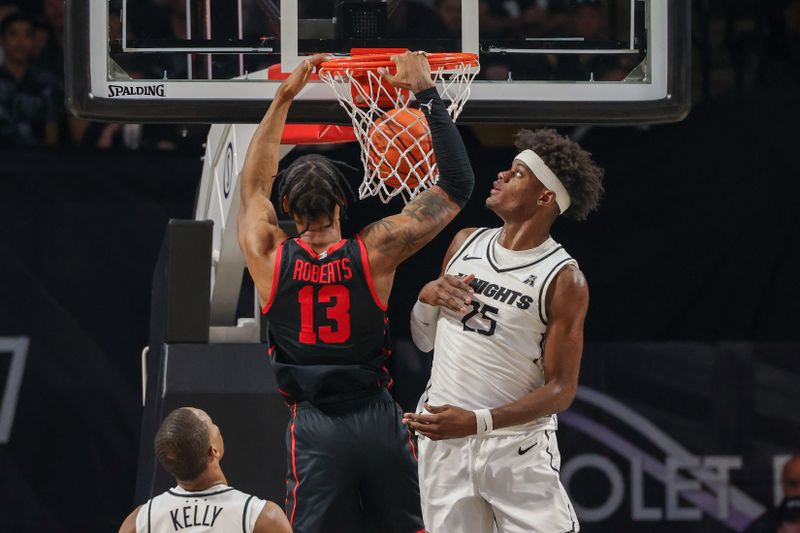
[[0, 0, 206, 150]]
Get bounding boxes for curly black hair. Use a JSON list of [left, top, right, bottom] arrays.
[[514, 128, 604, 221], [277, 154, 356, 233], [154, 408, 210, 482]]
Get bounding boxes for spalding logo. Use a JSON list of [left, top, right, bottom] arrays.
[[108, 84, 166, 98]]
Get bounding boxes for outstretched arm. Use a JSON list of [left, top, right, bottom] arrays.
[[238, 55, 325, 305], [359, 52, 475, 292], [404, 266, 588, 439]]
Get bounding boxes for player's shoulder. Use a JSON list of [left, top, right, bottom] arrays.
[[550, 264, 589, 301], [256, 499, 285, 518], [253, 500, 291, 533], [441, 227, 489, 270], [449, 226, 486, 250]]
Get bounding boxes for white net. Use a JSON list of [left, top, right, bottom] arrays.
[[319, 56, 479, 203]]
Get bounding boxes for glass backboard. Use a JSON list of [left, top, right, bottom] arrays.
[[65, 0, 691, 125]]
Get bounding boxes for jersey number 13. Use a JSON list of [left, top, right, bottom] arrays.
[[298, 285, 351, 344]]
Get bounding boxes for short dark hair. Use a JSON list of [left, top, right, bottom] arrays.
[[277, 154, 355, 233], [154, 408, 210, 482], [514, 128, 604, 221], [0, 12, 33, 37]]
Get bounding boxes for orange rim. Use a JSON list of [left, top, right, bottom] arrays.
[[319, 52, 479, 75]]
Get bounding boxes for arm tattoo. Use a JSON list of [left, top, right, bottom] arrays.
[[362, 218, 396, 240], [401, 189, 452, 224], [362, 188, 459, 263]]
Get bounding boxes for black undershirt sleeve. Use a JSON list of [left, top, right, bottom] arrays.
[[414, 87, 474, 207]]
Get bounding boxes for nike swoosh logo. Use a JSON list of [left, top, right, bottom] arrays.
[[518, 444, 536, 455], [463, 255, 482, 261], [484, 421, 489, 432]]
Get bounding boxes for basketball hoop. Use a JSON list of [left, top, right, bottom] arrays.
[[319, 51, 479, 203], [280, 124, 356, 145]]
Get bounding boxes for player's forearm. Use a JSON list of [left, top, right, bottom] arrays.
[[240, 90, 293, 206], [415, 87, 474, 207], [490, 379, 577, 430]]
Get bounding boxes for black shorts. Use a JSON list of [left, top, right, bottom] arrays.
[[284, 389, 424, 533]]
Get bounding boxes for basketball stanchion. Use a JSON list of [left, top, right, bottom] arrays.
[[319, 51, 479, 203]]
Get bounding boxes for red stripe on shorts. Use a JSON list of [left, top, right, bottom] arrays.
[[289, 404, 300, 525]]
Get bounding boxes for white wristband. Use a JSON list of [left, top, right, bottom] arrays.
[[474, 409, 493, 436]]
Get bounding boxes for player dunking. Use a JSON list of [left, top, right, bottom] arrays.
[[405, 128, 604, 532], [237, 53, 474, 533]]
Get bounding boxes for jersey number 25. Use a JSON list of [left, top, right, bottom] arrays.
[[461, 301, 498, 336]]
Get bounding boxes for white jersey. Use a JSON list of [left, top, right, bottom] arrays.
[[423, 227, 578, 434], [135, 484, 266, 533]]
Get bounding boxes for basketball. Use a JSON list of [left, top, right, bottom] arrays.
[[367, 108, 437, 190]]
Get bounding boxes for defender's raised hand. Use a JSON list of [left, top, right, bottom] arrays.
[[419, 274, 475, 313], [378, 50, 435, 94]]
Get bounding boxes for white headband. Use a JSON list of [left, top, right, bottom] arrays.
[[514, 149, 571, 214]]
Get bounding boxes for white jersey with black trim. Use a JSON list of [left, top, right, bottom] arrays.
[[135, 484, 266, 533], [422, 227, 578, 435]]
